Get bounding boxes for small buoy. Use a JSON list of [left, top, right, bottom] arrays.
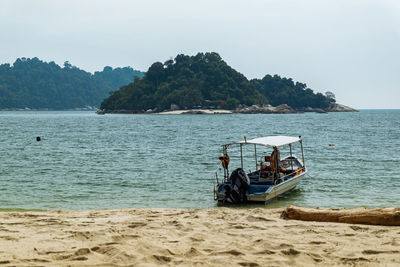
[[36, 136, 41, 142], [328, 143, 334, 146]]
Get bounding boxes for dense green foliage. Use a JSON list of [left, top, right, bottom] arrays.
[[0, 57, 143, 109], [101, 52, 333, 112], [0, 54, 334, 111], [100, 52, 266, 111], [251, 75, 332, 109]]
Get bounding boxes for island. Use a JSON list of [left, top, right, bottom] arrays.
[[99, 52, 356, 114]]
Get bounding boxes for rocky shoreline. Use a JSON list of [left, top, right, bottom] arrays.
[[98, 103, 357, 115], [234, 103, 357, 114]]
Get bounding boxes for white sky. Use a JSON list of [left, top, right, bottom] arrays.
[[1, 0, 399, 109]]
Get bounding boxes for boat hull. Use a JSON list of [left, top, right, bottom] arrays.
[[215, 170, 306, 203], [247, 171, 306, 202]]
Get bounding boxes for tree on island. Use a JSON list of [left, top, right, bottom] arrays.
[[0, 57, 143, 109], [250, 75, 332, 109], [0, 54, 335, 111], [100, 52, 266, 112], [100, 52, 334, 112], [325, 91, 336, 103]]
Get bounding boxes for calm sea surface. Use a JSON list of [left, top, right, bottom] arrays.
[[0, 110, 399, 210]]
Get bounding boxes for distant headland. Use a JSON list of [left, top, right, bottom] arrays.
[[0, 57, 143, 110], [99, 52, 357, 114]]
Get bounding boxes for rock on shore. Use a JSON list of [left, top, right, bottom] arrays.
[[234, 104, 296, 114], [234, 103, 357, 114], [97, 103, 357, 115], [327, 103, 358, 112]]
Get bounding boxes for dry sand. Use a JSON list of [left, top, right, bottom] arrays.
[[0, 208, 399, 266]]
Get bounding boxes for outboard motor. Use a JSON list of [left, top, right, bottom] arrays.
[[223, 168, 250, 203]]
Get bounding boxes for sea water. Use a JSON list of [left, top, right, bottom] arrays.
[[0, 110, 399, 210]]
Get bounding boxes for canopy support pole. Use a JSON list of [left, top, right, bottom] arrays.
[[254, 144, 257, 170], [222, 145, 228, 181], [300, 138, 305, 169], [240, 144, 243, 169]]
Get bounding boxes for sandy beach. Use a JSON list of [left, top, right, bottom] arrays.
[[0, 208, 399, 266], [157, 109, 232, 114]]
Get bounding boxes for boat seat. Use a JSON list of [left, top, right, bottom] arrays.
[[250, 180, 275, 185], [248, 184, 271, 194]]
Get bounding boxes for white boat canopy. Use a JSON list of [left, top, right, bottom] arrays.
[[238, 136, 301, 147]]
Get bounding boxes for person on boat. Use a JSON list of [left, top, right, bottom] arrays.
[[219, 154, 230, 169], [260, 156, 272, 172], [260, 149, 283, 180], [270, 148, 280, 172], [261, 148, 280, 171], [259, 155, 273, 179]]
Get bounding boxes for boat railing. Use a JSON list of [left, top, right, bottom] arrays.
[[215, 165, 306, 185], [280, 167, 306, 182], [214, 167, 222, 184]]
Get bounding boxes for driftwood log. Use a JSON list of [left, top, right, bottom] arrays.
[[281, 206, 400, 226]]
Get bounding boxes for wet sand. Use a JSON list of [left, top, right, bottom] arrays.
[[0, 207, 399, 266]]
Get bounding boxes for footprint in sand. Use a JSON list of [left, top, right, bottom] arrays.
[[278, 243, 294, 248], [185, 247, 202, 257], [36, 218, 63, 224], [0, 235, 18, 241], [167, 220, 183, 227], [53, 248, 90, 261], [19, 213, 41, 218], [362, 249, 400, 255], [75, 248, 90, 256], [232, 224, 246, 229], [254, 249, 276, 255], [0, 228, 19, 233], [72, 256, 88, 261], [112, 234, 140, 242], [309, 241, 326, 245], [88, 212, 100, 218], [281, 248, 301, 256], [382, 238, 399, 246], [38, 250, 66, 256], [349, 225, 369, 231], [238, 262, 260, 267], [341, 257, 370, 263], [344, 233, 355, 236], [67, 231, 95, 240], [371, 229, 388, 234], [91, 244, 132, 262], [21, 258, 50, 263], [152, 255, 172, 263], [303, 229, 319, 234], [127, 222, 147, 228], [246, 215, 275, 222], [189, 236, 204, 242], [220, 249, 244, 256]]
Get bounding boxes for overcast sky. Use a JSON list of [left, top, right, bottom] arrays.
[[1, 0, 399, 109]]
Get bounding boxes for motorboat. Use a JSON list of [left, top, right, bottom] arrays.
[[214, 135, 307, 204]]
